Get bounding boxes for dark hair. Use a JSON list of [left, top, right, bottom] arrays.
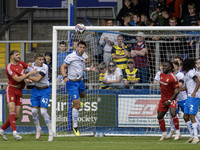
[[59, 41, 66, 45], [122, 12, 131, 19], [45, 52, 52, 58], [9, 50, 19, 57], [174, 55, 183, 62], [165, 60, 174, 72], [172, 61, 179, 67], [98, 62, 107, 69], [77, 41, 86, 47], [34, 53, 44, 60], [182, 58, 195, 72]]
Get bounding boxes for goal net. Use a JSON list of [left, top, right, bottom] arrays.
[[52, 26, 200, 137]]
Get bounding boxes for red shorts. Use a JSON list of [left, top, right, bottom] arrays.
[[157, 99, 177, 112], [5, 86, 22, 106]]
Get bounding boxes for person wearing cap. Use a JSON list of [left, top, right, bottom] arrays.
[[182, 3, 200, 26], [123, 58, 140, 88], [111, 35, 130, 71], [44, 52, 52, 83], [150, 2, 164, 25], [131, 32, 149, 85]]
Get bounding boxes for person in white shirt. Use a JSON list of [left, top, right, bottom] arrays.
[[99, 20, 119, 63], [154, 62, 163, 83], [103, 60, 123, 89], [176, 58, 200, 144], [60, 41, 98, 136], [27, 53, 53, 141]]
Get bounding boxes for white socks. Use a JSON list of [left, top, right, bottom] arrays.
[[186, 121, 194, 138], [40, 108, 53, 135], [32, 108, 41, 131], [169, 118, 176, 132], [192, 122, 198, 139], [72, 108, 79, 128]]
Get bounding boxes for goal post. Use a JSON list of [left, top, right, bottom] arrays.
[[52, 26, 200, 137]]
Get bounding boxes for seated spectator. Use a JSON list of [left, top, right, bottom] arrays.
[[121, 13, 132, 26], [103, 61, 123, 89], [123, 58, 140, 88], [162, 10, 170, 26], [182, 3, 200, 26], [57, 41, 69, 69], [116, 0, 133, 25], [98, 62, 109, 89], [44, 52, 52, 83], [131, 32, 149, 84], [150, 2, 164, 25], [111, 35, 130, 70], [154, 62, 163, 83]]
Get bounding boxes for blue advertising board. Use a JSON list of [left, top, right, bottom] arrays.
[[16, 0, 117, 8]]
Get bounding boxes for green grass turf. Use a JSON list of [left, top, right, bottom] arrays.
[[0, 134, 200, 150]]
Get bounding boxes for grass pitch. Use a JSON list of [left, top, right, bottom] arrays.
[[0, 134, 200, 150]]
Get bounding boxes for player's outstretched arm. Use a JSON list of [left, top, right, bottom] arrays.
[[28, 74, 43, 82], [12, 69, 38, 83], [84, 64, 98, 72]]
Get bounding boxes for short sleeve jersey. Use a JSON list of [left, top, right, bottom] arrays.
[[160, 72, 179, 101], [6, 61, 28, 88], [175, 71, 187, 101], [64, 51, 88, 80], [27, 63, 49, 87], [185, 69, 200, 98]]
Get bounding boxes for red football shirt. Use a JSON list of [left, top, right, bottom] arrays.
[[6, 61, 28, 88], [160, 72, 179, 102]]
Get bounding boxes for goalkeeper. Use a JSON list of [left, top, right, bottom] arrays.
[[60, 41, 98, 136]]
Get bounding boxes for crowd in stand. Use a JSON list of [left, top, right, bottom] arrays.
[[55, 0, 200, 89]]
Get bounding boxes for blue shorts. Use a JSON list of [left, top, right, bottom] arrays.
[[184, 97, 200, 115], [30, 86, 51, 108], [177, 100, 186, 113], [66, 80, 86, 100]]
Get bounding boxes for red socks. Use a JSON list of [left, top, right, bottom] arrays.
[[9, 111, 16, 132], [159, 119, 166, 132], [173, 116, 179, 130]]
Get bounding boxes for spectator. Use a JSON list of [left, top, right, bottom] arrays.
[[99, 20, 119, 63], [111, 35, 130, 70], [181, 0, 200, 21], [57, 41, 68, 69], [44, 52, 52, 83], [121, 13, 132, 26], [166, 0, 183, 24], [150, 2, 164, 25], [130, 13, 140, 26], [141, 13, 149, 25], [98, 62, 109, 89], [131, 0, 141, 14], [173, 55, 183, 71], [103, 60, 123, 89], [123, 58, 140, 88], [162, 10, 170, 26], [131, 32, 149, 84], [116, 0, 133, 25], [182, 3, 200, 26]]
